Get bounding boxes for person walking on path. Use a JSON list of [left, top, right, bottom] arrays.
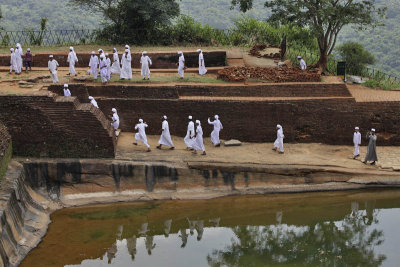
[[89, 51, 99, 80], [134, 119, 151, 152], [111, 48, 121, 74], [48, 55, 59, 84], [157, 115, 175, 150], [184, 115, 195, 150], [192, 120, 206, 155], [273, 124, 285, 154], [89, 96, 99, 108], [120, 49, 132, 80], [9, 48, 17, 74], [364, 128, 378, 165], [353, 127, 361, 159], [111, 108, 120, 137], [208, 115, 223, 147]]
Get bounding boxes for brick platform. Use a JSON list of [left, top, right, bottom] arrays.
[[0, 95, 116, 158], [0, 51, 227, 69]]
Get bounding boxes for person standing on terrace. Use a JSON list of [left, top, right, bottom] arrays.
[[9, 48, 17, 74], [105, 53, 111, 81], [24, 48, 33, 72], [353, 127, 361, 159], [273, 124, 285, 154], [67, 47, 78, 76], [63, 84, 71, 97], [157, 115, 175, 150], [208, 115, 223, 147], [89, 51, 99, 80], [111, 48, 121, 75], [197, 49, 207, 76], [177, 51, 185, 79], [140, 51, 152, 80], [99, 54, 108, 84], [297, 56, 307, 70], [134, 119, 151, 152], [364, 129, 378, 165], [192, 120, 206, 155], [120, 49, 132, 80]]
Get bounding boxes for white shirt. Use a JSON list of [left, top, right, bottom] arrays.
[[48, 60, 59, 73]]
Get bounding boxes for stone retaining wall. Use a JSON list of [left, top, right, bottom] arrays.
[[0, 51, 226, 69], [0, 95, 116, 158], [0, 122, 11, 180]]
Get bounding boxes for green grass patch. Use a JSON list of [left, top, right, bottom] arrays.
[[94, 73, 228, 84], [364, 79, 400, 90]]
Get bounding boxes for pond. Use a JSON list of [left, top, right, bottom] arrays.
[[21, 189, 400, 267]]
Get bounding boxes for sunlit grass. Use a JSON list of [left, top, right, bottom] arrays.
[[93, 73, 228, 84]]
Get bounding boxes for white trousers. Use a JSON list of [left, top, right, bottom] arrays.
[[354, 144, 360, 156], [135, 133, 150, 148], [178, 66, 184, 78], [69, 62, 76, 75], [51, 72, 58, 83]]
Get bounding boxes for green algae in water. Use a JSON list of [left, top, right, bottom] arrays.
[[21, 190, 400, 267]]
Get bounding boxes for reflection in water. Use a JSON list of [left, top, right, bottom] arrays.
[[21, 190, 400, 267]]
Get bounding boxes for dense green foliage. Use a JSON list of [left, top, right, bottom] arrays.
[[0, 0, 398, 76], [337, 42, 376, 76], [231, 0, 386, 72]]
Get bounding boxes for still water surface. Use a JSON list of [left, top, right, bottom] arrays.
[[21, 189, 400, 267]]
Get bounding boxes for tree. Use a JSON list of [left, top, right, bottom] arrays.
[[337, 42, 376, 75], [69, 0, 180, 44], [231, 0, 386, 73]]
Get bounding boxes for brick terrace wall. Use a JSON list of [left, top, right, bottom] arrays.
[[0, 95, 115, 158], [97, 98, 400, 146], [48, 83, 352, 103], [0, 51, 226, 69]]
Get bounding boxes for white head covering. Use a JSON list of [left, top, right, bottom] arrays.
[[70, 46, 73, 51], [297, 56, 302, 59], [16, 43, 20, 48], [355, 127, 359, 130], [188, 115, 192, 120], [371, 128, 376, 132], [125, 45, 129, 49], [163, 115, 167, 120], [100, 54, 105, 59], [64, 84, 68, 88], [98, 49, 103, 53], [10, 48, 14, 52], [277, 124, 282, 129], [91, 51, 95, 55], [142, 51, 147, 55], [125, 49, 129, 53], [105, 53, 109, 57], [27, 48, 31, 52], [49, 55, 53, 58], [112, 108, 117, 113], [178, 51, 183, 55], [88, 96, 94, 100], [196, 49, 202, 52], [214, 115, 219, 120], [196, 120, 200, 125], [139, 119, 143, 123], [113, 48, 117, 52]]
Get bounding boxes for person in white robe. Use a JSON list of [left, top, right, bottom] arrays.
[[197, 49, 207, 76], [353, 127, 362, 159], [140, 51, 152, 80], [273, 124, 285, 153], [125, 45, 131, 56], [134, 119, 151, 152], [15, 43, 23, 74], [48, 55, 59, 83], [63, 84, 71, 97], [67, 47, 78, 76], [184, 115, 195, 150], [89, 51, 99, 80], [105, 53, 112, 80], [99, 54, 108, 83], [111, 108, 120, 137], [177, 51, 185, 79], [157, 115, 175, 150], [9, 48, 17, 74], [88, 96, 99, 108], [297, 56, 307, 70], [111, 48, 121, 74], [120, 49, 132, 80], [208, 115, 223, 147], [192, 120, 206, 155]]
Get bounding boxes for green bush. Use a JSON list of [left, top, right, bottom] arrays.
[[364, 78, 400, 90], [337, 42, 376, 76]]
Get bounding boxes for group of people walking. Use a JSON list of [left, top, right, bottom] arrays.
[[353, 127, 378, 165], [133, 115, 222, 155], [9, 43, 28, 74]]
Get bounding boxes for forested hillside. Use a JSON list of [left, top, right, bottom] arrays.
[[0, 0, 398, 76]]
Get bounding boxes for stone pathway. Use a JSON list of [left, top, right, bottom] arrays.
[[347, 84, 400, 102]]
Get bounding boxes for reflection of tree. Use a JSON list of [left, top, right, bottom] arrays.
[[207, 210, 385, 267]]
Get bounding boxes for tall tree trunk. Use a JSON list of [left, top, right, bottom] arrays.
[[317, 53, 329, 74]]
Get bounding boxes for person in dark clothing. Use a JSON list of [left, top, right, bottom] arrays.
[[364, 128, 378, 165], [25, 48, 33, 72]]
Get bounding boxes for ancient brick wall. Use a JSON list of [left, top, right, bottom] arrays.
[[0, 95, 115, 158], [0, 51, 226, 69], [97, 98, 400, 146]]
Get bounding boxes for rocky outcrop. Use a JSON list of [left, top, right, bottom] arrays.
[[0, 122, 11, 180]]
